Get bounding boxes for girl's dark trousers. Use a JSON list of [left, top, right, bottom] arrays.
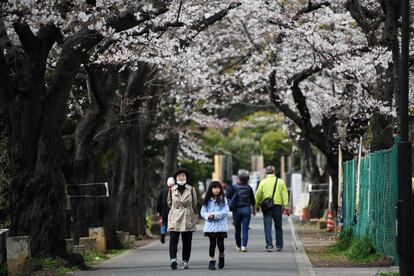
[[209, 236, 224, 257], [169, 231, 193, 261]]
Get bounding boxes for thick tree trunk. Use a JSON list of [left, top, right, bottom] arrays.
[[4, 24, 83, 259], [160, 130, 179, 188], [297, 138, 323, 183], [1, 6, 167, 259], [129, 126, 149, 237], [64, 65, 119, 242]]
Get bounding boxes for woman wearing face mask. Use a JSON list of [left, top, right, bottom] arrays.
[[167, 168, 197, 269]]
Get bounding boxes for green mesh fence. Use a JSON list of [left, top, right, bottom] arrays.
[[342, 140, 398, 263]]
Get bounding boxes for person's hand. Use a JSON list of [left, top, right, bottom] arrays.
[[252, 208, 256, 217], [283, 208, 289, 215], [208, 213, 215, 220]]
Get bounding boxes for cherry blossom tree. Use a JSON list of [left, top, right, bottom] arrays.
[[157, 0, 412, 211]]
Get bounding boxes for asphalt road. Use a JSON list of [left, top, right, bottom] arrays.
[[73, 213, 299, 276]]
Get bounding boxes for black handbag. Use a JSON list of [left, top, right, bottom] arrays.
[[260, 177, 278, 212], [228, 186, 238, 211]]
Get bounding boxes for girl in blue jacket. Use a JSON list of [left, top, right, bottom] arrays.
[[200, 181, 229, 270]]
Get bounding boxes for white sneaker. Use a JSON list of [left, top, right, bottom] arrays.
[[182, 261, 189, 269], [236, 246, 241, 252], [241, 246, 247, 252]]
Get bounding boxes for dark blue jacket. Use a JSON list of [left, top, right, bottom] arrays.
[[157, 188, 170, 218], [227, 183, 255, 208]]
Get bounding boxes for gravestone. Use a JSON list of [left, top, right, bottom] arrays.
[[6, 236, 30, 276], [89, 227, 106, 253], [65, 239, 74, 254], [73, 245, 86, 255], [79, 237, 96, 254]]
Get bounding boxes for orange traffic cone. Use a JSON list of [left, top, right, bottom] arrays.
[[327, 208, 334, 232]]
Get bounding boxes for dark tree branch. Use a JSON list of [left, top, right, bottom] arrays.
[[294, 1, 331, 20], [37, 23, 63, 45], [345, 0, 377, 45], [179, 2, 242, 48], [176, 0, 183, 23], [218, 53, 251, 74], [269, 68, 332, 156], [241, 21, 261, 52], [42, 1, 169, 110], [267, 18, 291, 28], [0, 46, 11, 103], [288, 66, 323, 85], [268, 70, 302, 127], [73, 66, 112, 163], [69, 90, 85, 117], [107, 3, 169, 32], [131, 21, 184, 37], [0, 20, 12, 103], [12, 22, 37, 54]]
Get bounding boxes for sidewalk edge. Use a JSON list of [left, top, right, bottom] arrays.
[[290, 221, 316, 276]]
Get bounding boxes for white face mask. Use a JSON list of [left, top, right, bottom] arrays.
[[176, 180, 186, 185]]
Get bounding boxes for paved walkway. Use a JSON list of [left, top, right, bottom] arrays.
[[74, 214, 299, 275], [73, 214, 399, 276]]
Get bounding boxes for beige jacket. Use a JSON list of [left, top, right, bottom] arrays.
[[167, 184, 197, 232]]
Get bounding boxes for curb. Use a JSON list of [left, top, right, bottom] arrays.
[[289, 220, 316, 276]]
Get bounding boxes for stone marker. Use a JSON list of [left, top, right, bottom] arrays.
[[116, 231, 130, 248], [0, 229, 9, 263], [73, 245, 86, 255], [89, 227, 106, 253], [65, 239, 74, 254], [79, 237, 96, 254], [129, 235, 136, 243], [6, 236, 31, 276]]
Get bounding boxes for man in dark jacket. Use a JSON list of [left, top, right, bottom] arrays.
[[157, 177, 175, 243], [226, 169, 256, 252]]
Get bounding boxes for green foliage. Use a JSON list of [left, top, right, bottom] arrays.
[[146, 212, 153, 232], [39, 257, 58, 269], [379, 273, 399, 276], [199, 111, 292, 173], [201, 128, 228, 154], [260, 130, 292, 164], [0, 262, 7, 275], [106, 248, 129, 256], [330, 228, 385, 263], [331, 228, 353, 252], [83, 252, 108, 265], [57, 266, 74, 274], [180, 160, 213, 186], [346, 236, 377, 260]]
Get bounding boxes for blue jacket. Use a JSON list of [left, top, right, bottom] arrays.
[[227, 184, 256, 208], [200, 198, 229, 233]]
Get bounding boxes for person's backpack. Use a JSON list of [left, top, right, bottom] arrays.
[[228, 185, 238, 211]]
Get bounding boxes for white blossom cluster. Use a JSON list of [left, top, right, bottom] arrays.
[[3, 0, 414, 158]]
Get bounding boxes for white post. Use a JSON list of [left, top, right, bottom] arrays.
[[355, 137, 363, 213], [329, 176, 333, 210], [338, 145, 343, 211], [280, 155, 285, 180]]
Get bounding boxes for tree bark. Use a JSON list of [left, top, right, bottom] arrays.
[[64, 65, 119, 242]]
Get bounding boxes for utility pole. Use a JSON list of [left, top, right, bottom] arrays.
[[398, 0, 413, 274]]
